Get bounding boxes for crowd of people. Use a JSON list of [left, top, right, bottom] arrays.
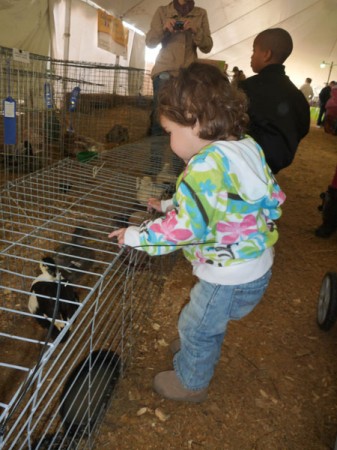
[[109, 0, 335, 404]]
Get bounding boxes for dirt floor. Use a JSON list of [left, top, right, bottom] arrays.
[[94, 125, 337, 450]]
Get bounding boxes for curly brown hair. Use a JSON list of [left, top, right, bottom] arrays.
[[157, 62, 249, 140]]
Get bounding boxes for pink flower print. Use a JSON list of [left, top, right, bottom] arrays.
[[272, 190, 286, 204], [195, 249, 207, 263], [150, 210, 193, 243], [217, 214, 257, 244]]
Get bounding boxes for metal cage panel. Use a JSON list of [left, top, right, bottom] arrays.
[[0, 46, 153, 184], [0, 147, 177, 449]]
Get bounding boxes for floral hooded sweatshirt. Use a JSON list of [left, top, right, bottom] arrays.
[[125, 137, 286, 285]]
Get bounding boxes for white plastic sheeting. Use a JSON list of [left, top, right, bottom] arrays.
[[0, 0, 145, 69], [93, 0, 337, 91], [49, 0, 145, 68], [0, 0, 50, 56], [0, 0, 336, 91]]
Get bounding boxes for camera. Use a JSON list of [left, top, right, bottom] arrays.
[[173, 20, 185, 31]]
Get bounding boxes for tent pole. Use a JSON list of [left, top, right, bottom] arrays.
[[64, 0, 72, 62], [327, 61, 333, 83]]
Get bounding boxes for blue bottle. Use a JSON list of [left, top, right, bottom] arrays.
[[69, 87, 81, 112], [44, 82, 53, 109]]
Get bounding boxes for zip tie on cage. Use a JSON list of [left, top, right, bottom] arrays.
[[93, 162, 105, 178]]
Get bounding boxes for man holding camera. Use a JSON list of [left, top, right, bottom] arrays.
[[146, 0, 213, 137]]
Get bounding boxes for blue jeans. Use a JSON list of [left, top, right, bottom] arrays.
[[173, 269, 272, 390]]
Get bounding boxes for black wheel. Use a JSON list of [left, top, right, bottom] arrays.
[[317, 272, 337, 331]]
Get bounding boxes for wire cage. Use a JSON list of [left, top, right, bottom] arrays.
[[0, 142, 179, 449], [0, 46, 153, 184]]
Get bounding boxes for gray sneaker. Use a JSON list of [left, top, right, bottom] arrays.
[[153, 370, 208, 403]]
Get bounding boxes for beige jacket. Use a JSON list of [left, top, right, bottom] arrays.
[[145, 2, 213, 79]]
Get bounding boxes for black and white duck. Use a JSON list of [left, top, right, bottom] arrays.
[[28, 257, 80, 342]]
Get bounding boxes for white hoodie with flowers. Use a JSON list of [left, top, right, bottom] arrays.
[[125, 137, 286, 285]]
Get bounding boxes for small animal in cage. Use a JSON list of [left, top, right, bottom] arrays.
[[60, 349, 121, 436], [105, 124, 129, 145], [54, 227, 96, 283], [74, 135, 105, 153], [112, 205, 149, 228], [156, 162, 177, 185], [20, 140, 34, 157], [136, 176, 165, 206], [63, 130, 105, 157], [32, 432, 78, 450], [2, 140, 41, 173], [28, 257, 80, 342], [63, 129, 76, 157]]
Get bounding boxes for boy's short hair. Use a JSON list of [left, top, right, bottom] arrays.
[[255, 28, 293, 64], [157, 62, 249, 140]]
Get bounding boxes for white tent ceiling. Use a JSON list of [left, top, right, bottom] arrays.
[[0, 0, 336, 94], [92, 0, 337, 92]]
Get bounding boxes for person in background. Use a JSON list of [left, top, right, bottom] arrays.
[[324, 84, 337, 135], [109, 62, 285, 403], [239, 28, 310, 174], [315, 165, 337, 238], [231, 66, 246, 86], [300, 77, 314, 103], [146, 0, 213, 137], [316, 81, 336, 127]]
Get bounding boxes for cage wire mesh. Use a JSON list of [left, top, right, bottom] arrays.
[[0, 46, 153, 185], [0, 147, 179, 449], [0, 44, 184, 450]]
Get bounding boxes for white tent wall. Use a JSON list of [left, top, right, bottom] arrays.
[[50, 0, 139, 67], [0, 0, 143, 69], [0, 0, 336, 93], [0, 0, 50, 56], [94, 0, 337, 94], [205, 0, 337, 94]]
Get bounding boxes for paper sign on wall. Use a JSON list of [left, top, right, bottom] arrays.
[[97, 10, 128, 57]]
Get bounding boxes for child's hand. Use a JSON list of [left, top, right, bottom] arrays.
[[147, 197, 162, 212], [109, 228, 127, 245]]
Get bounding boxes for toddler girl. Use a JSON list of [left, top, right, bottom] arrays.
[[109, 62, 286, 402]]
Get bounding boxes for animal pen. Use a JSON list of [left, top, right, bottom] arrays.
[[0, 45, 152, 182], [0, 47, 180, 449]]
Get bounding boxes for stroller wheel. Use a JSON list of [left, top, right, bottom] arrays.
[[317, 272, 337, 331]]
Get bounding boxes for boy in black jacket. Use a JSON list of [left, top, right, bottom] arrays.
[[239, 28, 310, 174]]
